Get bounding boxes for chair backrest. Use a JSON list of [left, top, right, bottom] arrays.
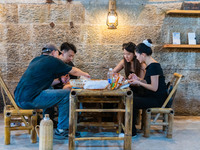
[[0, 73, 28, 126], [0, 74, 19, 110], [152, 73, 183, 123], [162, 73, 183, 108]]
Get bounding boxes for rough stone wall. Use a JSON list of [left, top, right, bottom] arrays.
[[0, 0, 199, 115]]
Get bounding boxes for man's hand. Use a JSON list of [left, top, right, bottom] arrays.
[[63, 84, 73, 90], [83, 73, 91, 79], [61, 74, 70, 84]]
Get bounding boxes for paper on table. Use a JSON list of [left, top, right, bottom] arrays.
[[83, 80, 109, 89]]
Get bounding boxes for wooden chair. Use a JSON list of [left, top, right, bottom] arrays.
[[143, 73, 183, 138], [0, 73, 42, 145]]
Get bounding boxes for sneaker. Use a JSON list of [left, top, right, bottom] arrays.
[[119, 133, 125, 137], [132, 131, 137, 137], [54, 129, 69, 139], [118, 131, 137, 138], [132, 133, 137, 138], [75, 132, 81, 138], [54, 129, 81, 139]]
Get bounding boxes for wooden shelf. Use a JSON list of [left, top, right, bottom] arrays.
[[163, 44, 200, 49], [164, 11, 200, 49], [166, 10, 200, 15]]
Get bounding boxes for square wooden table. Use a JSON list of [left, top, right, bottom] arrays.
[[68, 89, 133, 150]]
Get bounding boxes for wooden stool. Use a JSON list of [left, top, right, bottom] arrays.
[[4, 105, 38, 144]]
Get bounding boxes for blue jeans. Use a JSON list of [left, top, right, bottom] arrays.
[[19, 89, 70, 130]]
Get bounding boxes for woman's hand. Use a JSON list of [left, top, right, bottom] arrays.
[[128, 73, 140, 81], [128, 79, 141, 86]]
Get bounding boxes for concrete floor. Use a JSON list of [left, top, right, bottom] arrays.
[[0, 114, 200, 150]]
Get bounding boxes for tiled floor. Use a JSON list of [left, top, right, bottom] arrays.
[[0, 115, 200, 150]]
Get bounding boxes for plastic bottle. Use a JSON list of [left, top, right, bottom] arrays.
[[107, 68, 113, 84]]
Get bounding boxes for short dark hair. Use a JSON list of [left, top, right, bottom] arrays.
[[136, 39, 152, 56], [60, 42, 77, 54]]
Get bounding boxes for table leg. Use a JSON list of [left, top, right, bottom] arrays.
[[117, 98, 123, 133], [124, 93, 133, 150], [69, 94, 77, 150]]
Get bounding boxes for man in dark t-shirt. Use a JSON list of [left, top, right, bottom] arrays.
[[50, 42, 78, 127], [14, 44, 90, 139]]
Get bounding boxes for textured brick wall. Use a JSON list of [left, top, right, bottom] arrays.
[[0, 0, 199, 115]]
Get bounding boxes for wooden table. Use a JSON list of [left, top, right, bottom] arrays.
[[68, 89, 133, 150]]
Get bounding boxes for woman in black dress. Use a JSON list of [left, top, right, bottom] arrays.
[[128, 39, 168, 136]]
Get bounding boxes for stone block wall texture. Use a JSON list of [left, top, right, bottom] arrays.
[[0, 0, 199, 115]]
